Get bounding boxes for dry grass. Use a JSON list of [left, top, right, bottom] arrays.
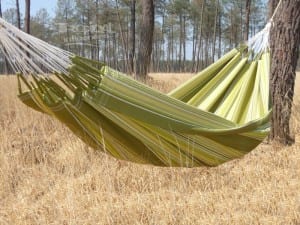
[[0, 73, 300, 225]]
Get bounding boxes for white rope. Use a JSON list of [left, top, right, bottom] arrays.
[[269, 0, 283, 23], [247, 0, 283, 55], [0, 17, 74, 75], [247, 22, 271, 54]]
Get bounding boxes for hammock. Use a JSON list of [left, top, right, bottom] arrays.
[[0, 17, 271, 167]]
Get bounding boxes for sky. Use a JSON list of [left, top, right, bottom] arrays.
[[2, 0, 57, 17]]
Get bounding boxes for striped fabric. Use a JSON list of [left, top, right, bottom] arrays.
[[17, 46, 271, 167]]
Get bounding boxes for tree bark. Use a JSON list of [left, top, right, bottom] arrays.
[[178, 14, 182, 72], [212, 0, 219, 61], [129, 0, 136, 75], [16, 0, 21, 29], [268, 0, 278, 19], [136, 0, 154, 80], [104, 25, 107, 63], [183, 15, 186, 72], [25, 0, 31, 34], [244, 0, 251, 41], [95, 0, 100, 63], [171, 18, 174, 72], [191, 20, 198, 72], [115, 0, 129, 73], [218, 5, 222, 59], [87, 7, 93, 60], [240, 1, 244, 41], [195, 0, 205, 72], [269, 0, 300, 144], [0, 0, 2, 17], [160, 13, 165, 72]]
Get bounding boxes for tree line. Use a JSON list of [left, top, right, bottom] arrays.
[[0, 0, 267, 77]]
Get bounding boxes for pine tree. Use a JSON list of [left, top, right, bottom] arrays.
[[136, 0, 154, 79], [269, 0, 300, 144], [16, 0, 21, 29], [25, 0, 31, 34]]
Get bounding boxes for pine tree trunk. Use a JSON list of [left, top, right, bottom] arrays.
[[191, 20, 198, 72], [183, 15, 186, 72], [16, 0, 21, 29], [178, 14, 182, 72], [268, 0, 278, 19], [218, 8, 222, 59], [115, 0, 129, 73], [195, 0, 205, 72], [270, 0, 300, 144], [104, 25, 107, 63], [240, 1, 243, 40], [167, 30, 170, 72], [129, 0, 136, 74], [160, 13, 165, 71], [204, 33, 209, 66], [244, 0, 251, 41], [25, 0, 31, 34], [229, 8, 233, 47], [87, 9, 93, 60], [212, 0, 219, 62], [171, 21, 174, 72], [112, 33, 117, 68], [81, 16, 85, 57], [136, 0, 154, 80], [95, 0, 100, 62]]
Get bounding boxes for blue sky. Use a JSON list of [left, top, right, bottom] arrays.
[[2, 0, 57, 17]]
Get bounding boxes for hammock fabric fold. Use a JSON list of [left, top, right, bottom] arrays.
[[0, 17, 271, 167], [17, 46, 271, 167]]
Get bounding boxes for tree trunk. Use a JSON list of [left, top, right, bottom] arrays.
[[104, 25, 107, 63], [171, 19, 174, 72], [218, 7, 222, 59], [0, 0, 2, 18], [204, 31, 209, 66], [129, 0, 136, 75], [160, 13, 165, 72], [240, 1, 243, 41], [112, 33, 117, 68], [16, 0, 21, 29], [269, 0, 300, 144], [244, 0, 251, 41], [167, 29, 171, 72], [136, 0, 154, 80], [107, 27, 111, 67], [212, 0, 219, 61], [95, 0, 100, 63], [195, 0, 205, 72], [115, 0, 129, 73], [183, 15, 186, 72], [191, 20, 198, 72], [25, 0, 31, 34], [178, 14, 182, 72], [87, 8, 93, 60], [268, 0, 278, 19], [81, 15, 85, 57]]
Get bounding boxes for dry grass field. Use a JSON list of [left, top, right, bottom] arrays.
[[0, 72, 300, 225]]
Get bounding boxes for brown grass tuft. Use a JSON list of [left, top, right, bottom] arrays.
[[0, 73, 300, 225]]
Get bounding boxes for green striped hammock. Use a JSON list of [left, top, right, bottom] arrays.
[[0, 18, 271, 167]]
